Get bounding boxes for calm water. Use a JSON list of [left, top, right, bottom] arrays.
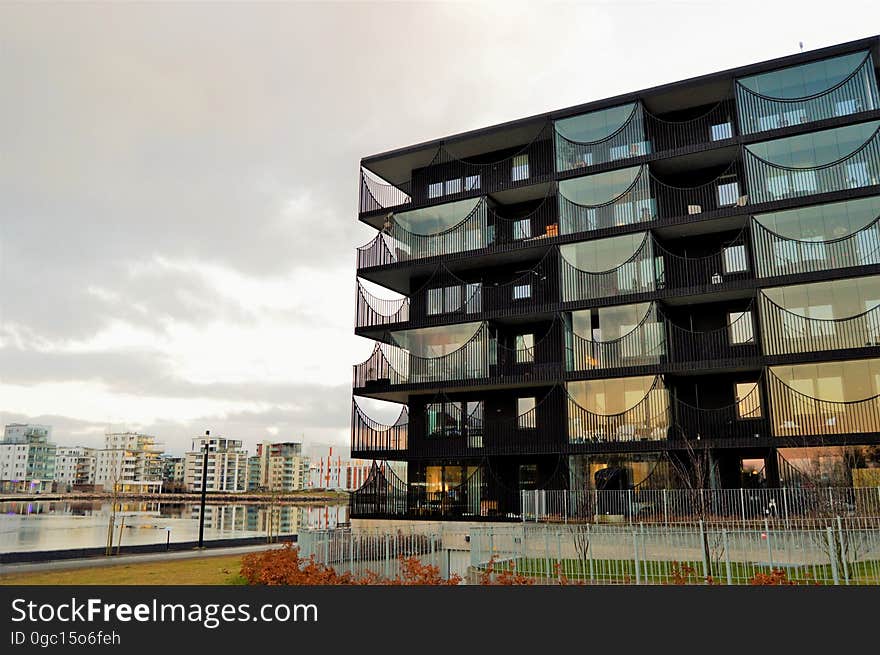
[[0, 501, 349, 553]]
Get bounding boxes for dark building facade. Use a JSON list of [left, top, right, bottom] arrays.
[[350, 37, 880, 521]]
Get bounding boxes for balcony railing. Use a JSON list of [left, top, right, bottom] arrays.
[[769, 370, 880, 438], [644, 98, 738, 152], [743, 122, 880, 205], [558, 166, 655, 235], [349, 462, 408, 517], [351, 400, 408, 453], [650, 159, 748, 219], [560, 234, 657, 303], [750, 212, 880, 278], [359, 168, 413, 214], [555, 103, 649, 173], [355, 279, 410, 328], [736, 52, 879, 136], [353, 323, 491, 390], [666, 305, 760, 365], [656, 232, 752, 293], [759, 293, 880, 356], [356, 197, 490, 269], [566, 303, 666, 372], [673, 382, 769, 441], [567, 377, 671, 445]]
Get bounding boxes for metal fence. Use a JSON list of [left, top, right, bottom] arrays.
[[469, 520, 880, 585], [520, 487, 880, 525], [297, 518, 880, 585]]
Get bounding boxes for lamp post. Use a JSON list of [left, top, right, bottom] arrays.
[[197, 431, 210, 549]]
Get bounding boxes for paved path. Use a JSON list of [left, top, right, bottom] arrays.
[[0, 543, 280, 576]]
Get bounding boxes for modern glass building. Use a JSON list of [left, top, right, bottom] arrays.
[[350, 37, 880, 521]]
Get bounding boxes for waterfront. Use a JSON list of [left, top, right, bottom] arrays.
[[0, 500, 348, 553]]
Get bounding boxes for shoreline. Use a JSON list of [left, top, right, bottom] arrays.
[[0, 490, 350, 505]]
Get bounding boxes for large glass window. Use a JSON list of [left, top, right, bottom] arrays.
[[769, 358, 880, 436], [746, 121, 879, 169], [760, 276, 880, 354], [515, 334, 534, 363], [394, 197, 483, 235], [511, 154, 530, 182], [555, 103, 650, 172], [517, 397, 536, 429], [745, 122, 880, 203], [752, 195, 880, 277], [735, 382, 762, 418], [567, 376, 670, 443], [560, 232, 656, 301], [558, 166, 655, 231], [737, 51, 879, 134]]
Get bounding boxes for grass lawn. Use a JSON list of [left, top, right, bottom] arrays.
[[0, 554, 248, 586], [486, 556, 880, 585]]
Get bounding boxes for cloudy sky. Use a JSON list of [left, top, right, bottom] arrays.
[[0, 1, 877, 456]]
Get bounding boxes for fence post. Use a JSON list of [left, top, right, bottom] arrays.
[[384, 533, 390, 579], [836, 516, 850, 585], [556, 532, 562, 580], [588, 523, 594, 583], [544, 529, 551, 581], [663, 488, 668, 525], [826, 527, 840, 585], [723, 529, 733, 586], [782, 487, 789, 527], [740, 487, 746, 526], [764, 518, 774, 571], [633, 529, 641, 585], [699, 520, 709, 582], [521, 490, 526, 523], [563, 492, 568, 525]]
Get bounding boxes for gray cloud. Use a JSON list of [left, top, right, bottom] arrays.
[[1, 2, 876, 453]]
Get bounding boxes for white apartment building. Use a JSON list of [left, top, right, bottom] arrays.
[[93, 432, 163, 493], [185, 433, 248, 492], [0, 424, 56, 493]]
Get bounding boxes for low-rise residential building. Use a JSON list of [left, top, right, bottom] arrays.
[[184, 432, 248, 492], [0, 424, 56, 493], [250, 441, 309, 492]]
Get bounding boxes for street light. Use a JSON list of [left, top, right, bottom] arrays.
[[197, 430, 210, 549]]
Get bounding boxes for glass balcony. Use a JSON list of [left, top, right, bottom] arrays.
[[750, 195, 880, 277], [736, 51, 879, 135], [743, 121, 880, 205], [555, 103, 650, 172], [564, 302, 666, 372], [356, 197, 490, 268], [559, 232, 658, 303], [353, 322, 491, 389], [759, 276, 880, 355], [567, 376, 670, 444], [558, 166, 656, 234], [769, 358, 880, 437]]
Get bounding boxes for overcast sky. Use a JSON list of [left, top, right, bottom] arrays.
[[0, 1, 878, 456]]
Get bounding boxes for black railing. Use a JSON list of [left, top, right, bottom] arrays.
[[644, 99, 738, 152], [355, 279, 410, 328], [651, 159, 748, 219], [666, 307, 760, 365], [558, 166, 655, 235], [750, 213, 880, 278], [743, 122, 880, 205], [656, 232, 752, 293], [736, 52, 879, 135], [351, 400, 408, 452], [759, 293, 880, 356], [353, 323, 491, 390], [560, 234, 657, 303], [567, 378, 671, 444], [768, 370, 880, 437], [673, 382, 769, 441], [555, 103, 650, 173], [350, 462, 408, 517], [566, 303, 666, 372], [356, 197, 490, 269], [359, 168, 413, 214]]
